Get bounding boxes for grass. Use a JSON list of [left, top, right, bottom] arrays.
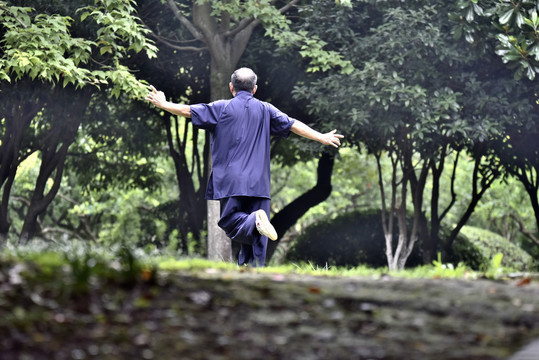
[[0, 239, 525, 282]]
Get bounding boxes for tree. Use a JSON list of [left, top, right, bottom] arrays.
[[0, 0, 157, 243], [0, 80, 48, 241], [140, 0, 352, 261], [293, 0, 532, 269], [493, 123, 539, 247], [456, 0, 539, 248], [57, 91, 170, 246]]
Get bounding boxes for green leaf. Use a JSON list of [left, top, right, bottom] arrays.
[[18, 56, 30, 67], [526, 64, 535, 80], [80, 11, 90, 22], [515, 12, 525, 28], [466, 7, 474, 22], [0, 71, 11, 82], [472, 3, 483, 16], [499, 8, 514, 25], [100, 46, 112, 55]]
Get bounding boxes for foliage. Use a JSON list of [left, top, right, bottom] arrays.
[[0, 0, 163, 243], [455, 0, 539, 251], [458, 226, 534, 271], [68, 91, 165, 191], [0, 240, 530, 289], [271, 148, 380, 220], [427, 253, 472, 279], [455, 0, 539, 80], [291, 0, 539, 269], [0, 0, 157, 97], [466, 175, 536, 243], [286, 209, 423, 268], [286, 208, 534, 272], [492, 125, 539, 251]]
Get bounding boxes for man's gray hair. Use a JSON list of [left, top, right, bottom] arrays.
[[231, 67, 257, 92]]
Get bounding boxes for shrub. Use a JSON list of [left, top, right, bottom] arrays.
[[285, 209, 422, 268], [286, 210, 534, 271], [453, 226, 534, 271]]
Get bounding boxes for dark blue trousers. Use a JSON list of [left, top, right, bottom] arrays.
[[218, 196, 270, 267]]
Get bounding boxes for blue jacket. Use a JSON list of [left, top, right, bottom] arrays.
[[190, 91, 295, 200]]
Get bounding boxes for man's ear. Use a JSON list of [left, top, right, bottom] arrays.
[[229, 82, 235, 95], [252, 85, 258, 95]]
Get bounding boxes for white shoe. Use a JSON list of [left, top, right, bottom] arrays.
[[255, 210, 278, 241]]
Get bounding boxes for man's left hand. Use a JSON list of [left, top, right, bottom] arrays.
[[321, 129, 344, 148]]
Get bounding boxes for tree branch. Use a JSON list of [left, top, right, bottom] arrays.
[[224, 17, 259, 38], [510, 214, 539, 246], [278, 0, 301, 14], [149, 32, 207, 52], [166, 0, 204, 41], [224, 0, 299, 38], [440, 150, 460, 221]]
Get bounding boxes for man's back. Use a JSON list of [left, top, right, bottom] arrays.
[[190, 91, 294, 200]]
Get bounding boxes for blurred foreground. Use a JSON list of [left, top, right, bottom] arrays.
[[0, 249, 538, 360]]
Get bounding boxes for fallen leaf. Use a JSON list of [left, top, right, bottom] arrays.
[[516, 277, 531, 287]]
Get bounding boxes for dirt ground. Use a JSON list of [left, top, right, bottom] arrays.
[[1, 265, 539, 360]]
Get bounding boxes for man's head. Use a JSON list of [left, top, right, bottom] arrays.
[[230, 67, 257, 95]]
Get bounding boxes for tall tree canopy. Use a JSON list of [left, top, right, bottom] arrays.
[[293, 0, 539, 269], [0, 0, 157, 242], [457, 0, 539, 246]]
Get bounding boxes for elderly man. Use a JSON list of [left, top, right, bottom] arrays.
[[146, 67, 343, 266]]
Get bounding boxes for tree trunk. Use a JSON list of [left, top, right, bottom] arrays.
[[164, 116, 207, 253], [0, 82, 48, 242], [205, 59, 236, 262], [266, 152, 335, 262], [383, 140, 424, 271], [515, 165, 539, 238], [393, 169, 409, 271], [444, 154, 498, 255], [19, 87, 92, 244], [405, 152, 430, 265], [377, 152, 398, 271], [0, 170, 16, 241], [200, 4, 259, 262]]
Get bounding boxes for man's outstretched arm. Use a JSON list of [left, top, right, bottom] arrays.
[[290, 120, 344, 148], [145, 85, 191, 118]]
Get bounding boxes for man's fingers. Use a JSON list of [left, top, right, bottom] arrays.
[[324, 131, 344, 147], [145, 86, 156, 102], [329, 130, 344, 139], [146, 86, 165, 105]]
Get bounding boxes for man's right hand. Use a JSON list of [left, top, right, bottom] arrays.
[[145, 85, 167, 109]]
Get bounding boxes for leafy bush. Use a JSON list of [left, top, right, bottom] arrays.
[[453, 226, 534, 271], [286, 210, 534, 271], [285, 209, 423, 268]]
